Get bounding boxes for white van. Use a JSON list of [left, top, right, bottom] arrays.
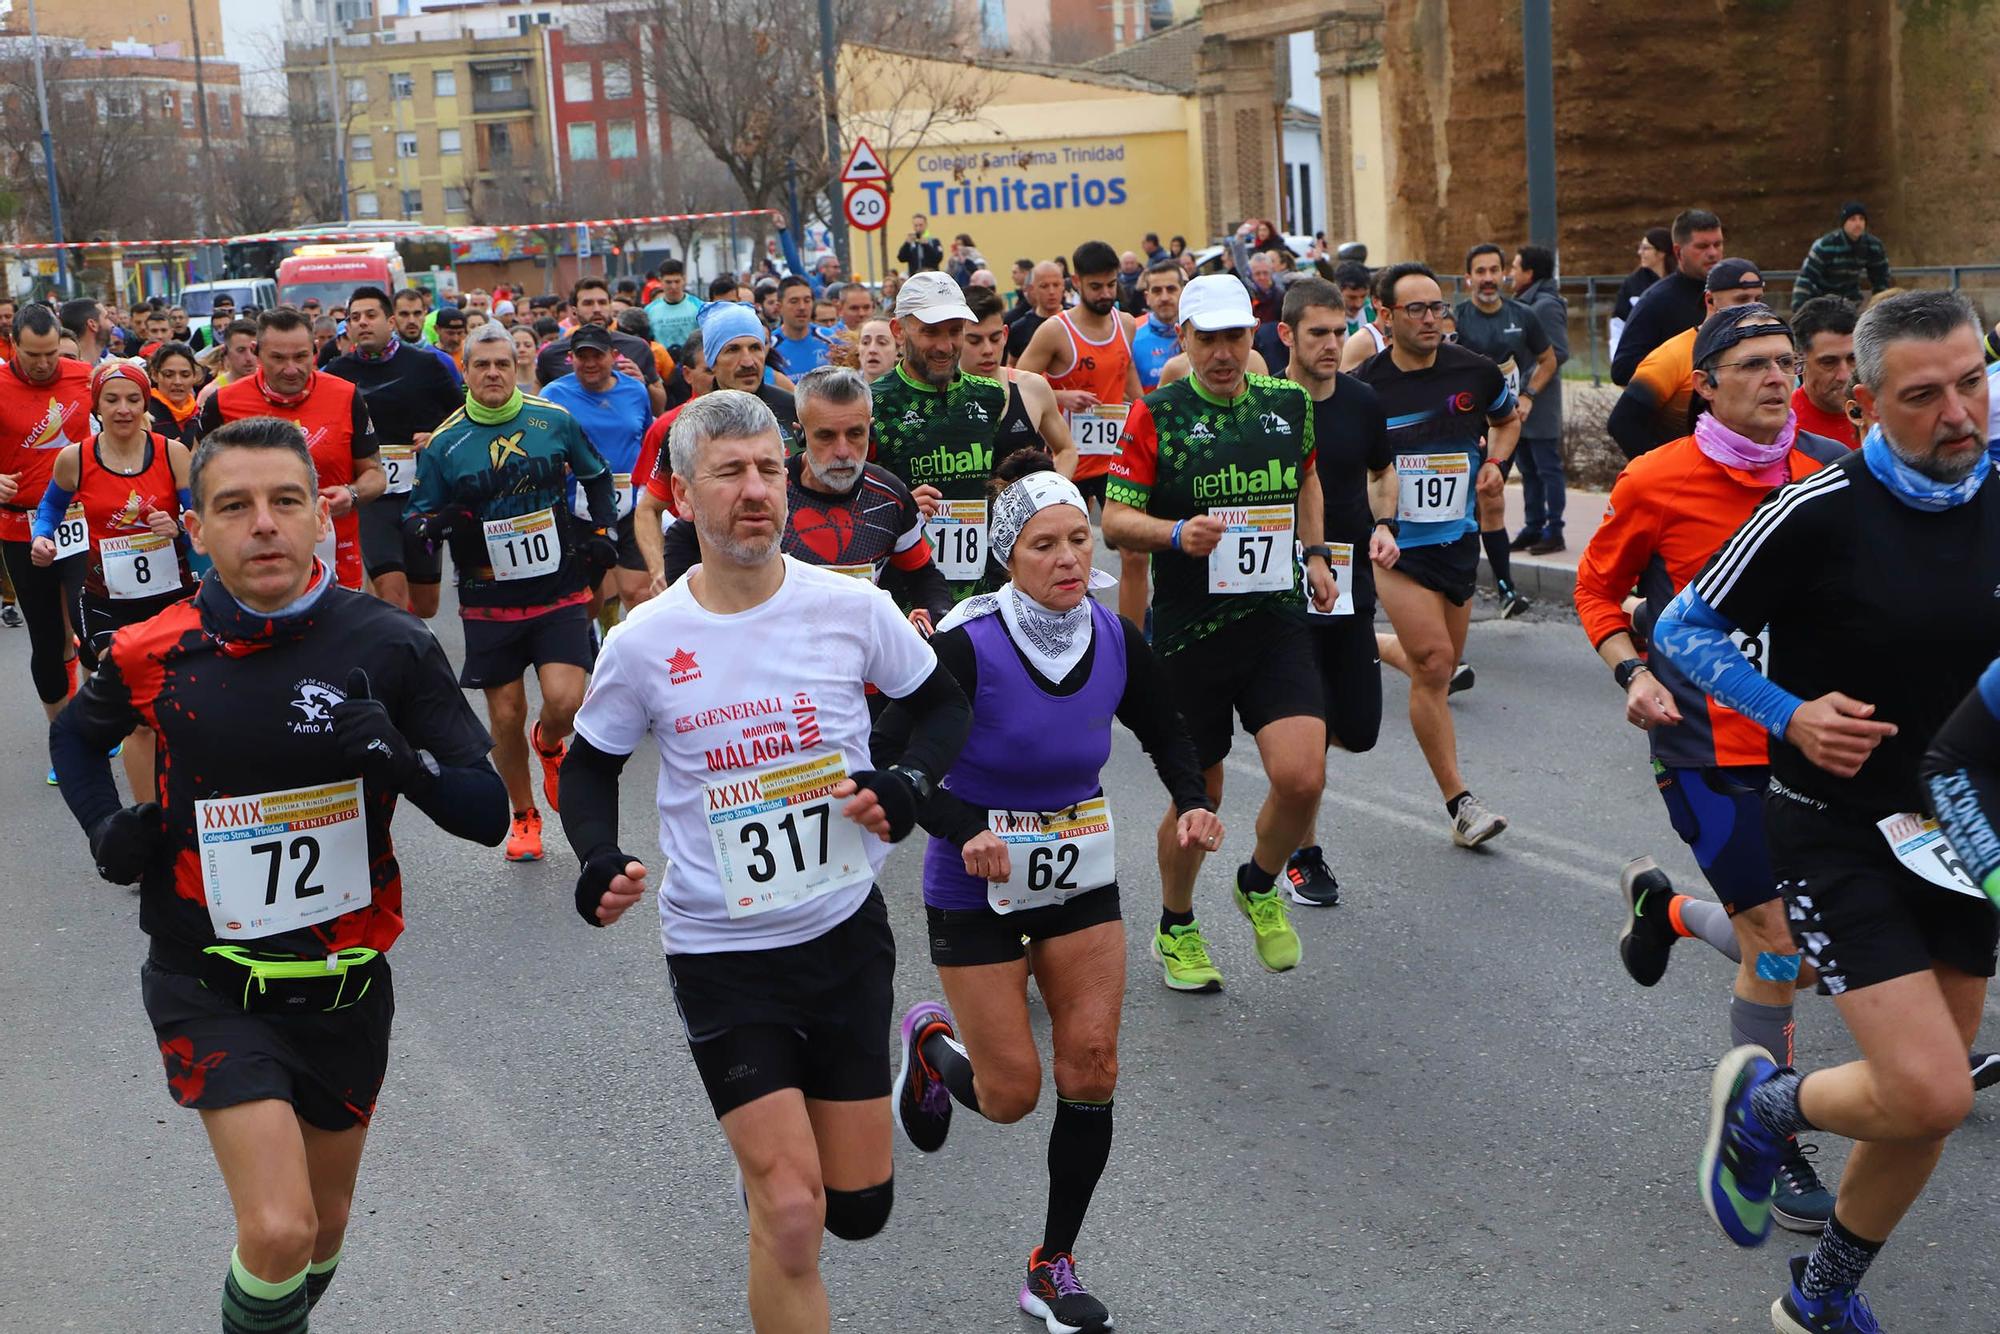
[[178, 278, 278, 317]]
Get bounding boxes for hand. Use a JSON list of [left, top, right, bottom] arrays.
[[332, 668, 429, 795], [0, 472, 20, 504], [961, 830, 1012, 882], [29, 536, 55, 567], [1306, 559, 1337, 612], [1054, 389, 1100, 415], [1175, 808, 1225, 852], [1785, 692, 1897, 779], [613, 354, 644, 381], [1368, 526, 1400, 568], [842, 769, 922, 842], [911, 484, 944, 519], [575, 847, 648, 926], [322, 484, 356, 517], [412, 432, 432, 450], [143, 508, 178, 539], [579, 530, 620, 578], [1514, 394, 1535, 422], [87, 802, 164, 885], [908, 608, 934, 638], [1475, 460, 1505, 499], [1175, 514, 1225, 557], [1624, 670, 1682, 731], [648, 569, 667, 597]]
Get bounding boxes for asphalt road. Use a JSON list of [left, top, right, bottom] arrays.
[[3, 589, 1996, 1334]]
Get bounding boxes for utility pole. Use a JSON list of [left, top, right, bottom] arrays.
[[188, 0, 219, 281], [816, 0, 848, 269], [325, 2, 351, 223], [26, 0, 69, 296], [1521, 0, 1557, 252]]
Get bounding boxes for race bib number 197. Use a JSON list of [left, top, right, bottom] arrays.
[[706, 753, 871, 918], [198, 779, 373, 940], [1396, 453, 1470, 524]]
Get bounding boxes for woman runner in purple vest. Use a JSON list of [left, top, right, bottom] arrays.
[[882, 457, 1221, 1334]]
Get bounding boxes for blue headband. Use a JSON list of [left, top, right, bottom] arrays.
[[699, 303, 766, 369]]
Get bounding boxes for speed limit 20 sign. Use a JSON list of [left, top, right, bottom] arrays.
[[844, 184, 889, 232]]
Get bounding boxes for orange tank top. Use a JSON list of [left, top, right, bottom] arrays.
[[75, 432, 193, 599], [1047, 311, 1134, 480]]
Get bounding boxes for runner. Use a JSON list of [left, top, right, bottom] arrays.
[[1131, 258, 1184, 392], [1355, 262, 1516, 846], [324, 285, 461, 619], [882, 467, 1221, 1333], [405, 322, 621, 864], [1274, 277, 1396, 906], [392, 288, 463, 385], [1016, 242, 1147, 624], [960, 287, 1077, 478], [536, 277, 666, 414], [196, 319, 263, 409], [197, 308, 386, 592], [1657, 292, 1999, 1330], [48, 415, 506, 1334], [1103, 274, 1334, 990], [769, 274, 835, 378], [555, 388, 971, 1334], [644, 258, 705, 353], [1575, 303, 1846, 1232], [146, 342, 204, 444], [0, 305, 94, 737], [538, 322, 655, 617]]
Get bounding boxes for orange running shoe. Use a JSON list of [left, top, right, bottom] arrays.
[[531, 722, 566, 812], [505, 807, 543, 862]]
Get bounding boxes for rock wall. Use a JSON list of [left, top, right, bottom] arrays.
[[1889, 0, 2000, 266]]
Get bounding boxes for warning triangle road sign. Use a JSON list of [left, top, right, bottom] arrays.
[[840, 137, 888, 184]]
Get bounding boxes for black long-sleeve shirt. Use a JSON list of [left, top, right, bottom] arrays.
[[1610, 271, 1705, 384], [325, 341, 463, 445]]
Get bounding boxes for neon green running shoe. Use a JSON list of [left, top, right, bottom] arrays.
[[1234, 883, 1302, 972], [1151, 922, 1223, 992]]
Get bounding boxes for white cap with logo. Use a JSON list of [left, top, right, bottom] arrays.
[[894, 271, 977, 325], [1177, 274, 1257, 332]]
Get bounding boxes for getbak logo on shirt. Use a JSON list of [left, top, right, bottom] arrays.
[[668, 648, 701, 684], [1191, 459, 1298, 503], [907, 440, 992, 482], [290, 678, 346, 732]]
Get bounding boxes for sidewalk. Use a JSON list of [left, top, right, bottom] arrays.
[[1472, 480, 1609, 608]]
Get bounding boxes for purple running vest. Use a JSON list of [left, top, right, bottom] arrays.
[[923, 600, 1126, 909]]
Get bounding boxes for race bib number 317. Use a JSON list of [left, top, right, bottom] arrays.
[[706, 753, 871, 918]]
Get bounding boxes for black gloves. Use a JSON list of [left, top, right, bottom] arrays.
[[575, 845, 641, 927], [579, 529, 621, 578], [88, 802, 163, 885], [332, 668, 432, 799], [849, 768, 925, 843], [404, 505, 471, 547]]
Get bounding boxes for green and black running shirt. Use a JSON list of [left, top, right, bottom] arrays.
[[869, 364, 1008, 600], [1108, 372, 1317, 656]]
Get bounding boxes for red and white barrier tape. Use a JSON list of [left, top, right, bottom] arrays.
[[2, 209, 782, 253]]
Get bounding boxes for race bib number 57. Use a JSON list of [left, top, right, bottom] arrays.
[[1877, 812, 1986, 902], [198, 780, 373, 940], [1207, 505, 1294, 594], [706, 753, 871, 918]]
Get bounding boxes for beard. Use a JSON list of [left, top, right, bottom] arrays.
[[694, 505, 782, 566], [1883, 419, 1985, 484], [806, 454, 862, 491], [1081, 294, 1116, 316]]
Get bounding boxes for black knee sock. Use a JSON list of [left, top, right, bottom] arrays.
[[1159, 906, 1194, 934], [1482, 529, 1514, 587], [1042, 1098, 1113, 1258], [305, 1246, 341, 1310], [919, 1026, 981, 1114], [221, 1250, 309, 1334]]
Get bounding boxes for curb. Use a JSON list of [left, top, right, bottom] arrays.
[[1478, 555, 1577, 609]]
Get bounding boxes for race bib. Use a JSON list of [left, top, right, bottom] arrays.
[[1730, 627, 1769, 678], [985, 797, 1116, 914], [1496, 356, 1522, 399], [823, 562, 878, 581], [1397, 453, 1471, 523], [1877, 813, 1986, 901], [572, 473, 636, 521], [706, 752, 871, 918], [53, 502, 88, 561], [924, 499, 988, 582], [1208, 505, 1293, 594], [98, 530, 181, 600], [379, 444, 415, 495], [483, 508, 561, 581], [1303, 541, 1355, 617], [198, 779, 373, 940], [1067, 403, 1128, 457]]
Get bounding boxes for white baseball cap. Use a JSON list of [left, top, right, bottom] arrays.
[[894, 271, 977, 325], [1178, 274, 1257, 332]]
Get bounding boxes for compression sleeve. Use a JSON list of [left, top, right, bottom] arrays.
[[1112, 616, 1212, 815], [580, 468, 619, 528], [51, 675, 144, 834], [1921, 663, 2000, 902], [889, 627, 991, 848], [661, 519, 699, 586], [1606, 384, 1663, 460], [176, 487, 193, 515], [880, 662, 970, 788], [1653, 586, 1805, 739], [32, 480, 74, 542], [406, 759, 510, 847], [557, 736, 632, 864]]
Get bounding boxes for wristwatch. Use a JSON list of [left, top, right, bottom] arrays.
[[1373, 517, 1401, 537], [1613, 658, 1651, 690], [884, 765, 935, 806], [1301, 543, 1334, 564]]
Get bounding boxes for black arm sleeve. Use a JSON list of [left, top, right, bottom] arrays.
[[407, 762, 510, 846], [1922, 680, 2000, 891], [883, 627, 991, 847], [558, 736, 634, 863], [882, 556, 952, 622], [880, 660, 970, 786], [581, 468, 619, 528], [1112, 616, 1213, 815], [1607, 384, 1664, 460], [662, 520, 700, 586], [196, 395, 224, 440], [51, 658, 146, 832]]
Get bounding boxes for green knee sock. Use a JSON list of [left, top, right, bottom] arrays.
[[221, 1248, 309, 1333], [305, 1246, 342, 1310]]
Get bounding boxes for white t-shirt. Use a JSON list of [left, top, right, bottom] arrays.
[[573, 555, 936, 954]]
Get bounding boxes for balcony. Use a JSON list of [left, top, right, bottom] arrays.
[[472, 84, 532, 114], [470, 59, 532, 114]]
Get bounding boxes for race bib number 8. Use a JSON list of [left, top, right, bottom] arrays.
[[483, 508, 562, 581], [986, 797, 1116, 914], [53, 502, 88, 561], [198, 779, 373, 940], [1303, 541, 1355, 618], [1208, 505, 1294, 594], [572, 473, 635, 522], [379, 444, 415, 495], [1877, 813, 1987, 902], [1067, 403, 1128, 457], [924, 499, 988, 582], [99, 530, 181, 600], [1397, 453, 1471, 524], [707, 753, 871, 918]]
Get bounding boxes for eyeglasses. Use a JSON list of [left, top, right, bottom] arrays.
[[1710, 354, 1803, 377], [1393, 301, 1452, 319]]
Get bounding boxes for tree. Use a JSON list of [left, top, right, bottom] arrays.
[[215, 114, 299, 235], [0, 51, 191, 244], [653, 120, 747, 279], [279, 63, 361, 223]]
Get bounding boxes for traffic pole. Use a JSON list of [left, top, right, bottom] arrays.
[[817, 0, 849, 270], [27, 0, 68, 296]]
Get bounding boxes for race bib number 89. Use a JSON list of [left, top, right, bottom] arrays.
[[706, 753, 871, 918], [53, 502, 88, 561], [198, 779, 373, 940]]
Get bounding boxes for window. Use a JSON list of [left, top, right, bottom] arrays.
[[567, 121, 598, 160], [562, 62, 592, 102], [391, 72, 414, 100], [444, 186, 468, 213], [356, 191, 380, 218], [487, 122, 514, 161], [105, 89, 137, 118], [397, 132, 419, 158], [160, 90, 175, 116], [346, 76, 367, 106], [179, 93, 195, 127], [350, 134, 373, 161], [401, 188, 423, 216], [219, 97, 234, 129], [607, 119, 637, 159], [486, 71, 513, 93], [438, 127, 461, 155], [433, 68, 456, 98], [602, 60, 630, 98]]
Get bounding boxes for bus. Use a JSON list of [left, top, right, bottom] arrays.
[[222, 221, 451, 288]]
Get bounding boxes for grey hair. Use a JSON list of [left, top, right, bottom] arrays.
[[1853, 289, 1982, 391], [465, 320, 514, 353], [793, 364, 872, 422], [667, 388, 783, 481]]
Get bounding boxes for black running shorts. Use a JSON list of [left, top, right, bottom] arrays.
[[458, 603, 594, 689], [360, 493, 444, 583], [1160, 606, 1325, 769], [1385, 532, 1480, 606], [1309, 608, 1382, 754], [666, 887, 896, 1118], [926, 883, 1123, 967], [612, 513, 648, 573]]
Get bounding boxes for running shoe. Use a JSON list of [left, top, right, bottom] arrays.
[[1284, 845, 1341, 907], [505, 808, 543, 862], [1448, 662, 1476, 694], [1699, 1045, 1786, 1248], [1496, 581, 1532, 619], [1152, 922, 1223, 993], [1772, 1253, 1883, 1333], [1972, 1050, 2000, 1092], [44, 767, 57, 787], [892, 1001, 955, 1153], [1772, 1140, 1834, 1234], [1450, 794, 1506, 848], [1234, 873, 1302, 972], [1, 603, 22, 628], [1020, 1247, 1111, 1334], [1617, 855, 1679, 987], [531, 721, 566, 813]]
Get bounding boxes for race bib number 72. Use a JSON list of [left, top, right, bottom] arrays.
[[198, 779, 373, 940]]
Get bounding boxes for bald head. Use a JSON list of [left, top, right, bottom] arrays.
[[1030, 261, 1065, 314]]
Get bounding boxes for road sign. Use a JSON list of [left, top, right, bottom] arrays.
[[844, 184, 889, 232], [840, 137, 887, 184]]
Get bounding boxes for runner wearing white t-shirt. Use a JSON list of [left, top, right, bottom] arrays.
[[555, 389, 971, 1334]]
